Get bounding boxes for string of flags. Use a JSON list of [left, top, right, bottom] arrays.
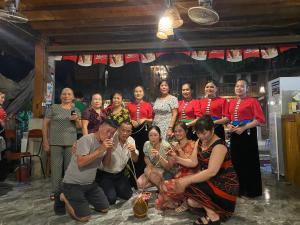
[[54, 45, 297, 67]]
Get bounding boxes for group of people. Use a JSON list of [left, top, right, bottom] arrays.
[[41, 78, 265, 224]]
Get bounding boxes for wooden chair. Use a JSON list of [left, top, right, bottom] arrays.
[[5, 129, 46, 178]]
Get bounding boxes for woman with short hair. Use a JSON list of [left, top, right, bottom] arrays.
[[82, 93, 106, 136], [166, 115, 239, 224], [42, 87, 81, 199], [153, 80, 178, 140]]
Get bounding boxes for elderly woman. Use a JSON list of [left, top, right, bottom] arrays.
[[42, 87, 81, 199], [105, 92, 130, 126], [82, 93, 106, 136], [153, 80, 178, 140]]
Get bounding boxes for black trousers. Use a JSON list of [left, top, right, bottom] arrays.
[[95, 169, 133, 205], [131, 123, 148, 178], [230, 127, 262, 198]]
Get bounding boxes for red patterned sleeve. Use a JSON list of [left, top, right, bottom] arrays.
[[252, 99, 265, 124], [222, 98, 230, 119]]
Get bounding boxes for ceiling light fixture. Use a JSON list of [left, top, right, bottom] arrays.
[[156, 0, 183, 40], [157, 16, 173, 40]]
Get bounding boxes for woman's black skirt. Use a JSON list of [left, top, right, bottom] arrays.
[[230, 127, 262, 197]]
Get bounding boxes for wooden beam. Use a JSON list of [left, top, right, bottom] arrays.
[[47, 34, 300, 54], [33, 40, 47, 118]]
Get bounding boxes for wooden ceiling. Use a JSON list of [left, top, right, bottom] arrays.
[[2, 0, 300, 54]]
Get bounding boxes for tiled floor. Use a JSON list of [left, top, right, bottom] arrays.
[[0, 171, 300, 225]]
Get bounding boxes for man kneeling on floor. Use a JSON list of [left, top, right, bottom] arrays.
[[54, 119, 118, 222], [96, 121, 139, 205]]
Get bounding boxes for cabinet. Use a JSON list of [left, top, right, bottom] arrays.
[[282, 114, 300, 187]]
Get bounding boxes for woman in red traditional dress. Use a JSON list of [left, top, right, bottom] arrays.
[[156, 121, 198, 212], [198, 80, 229, 140], [127, 85, 153, 179], [178, 83, 201, 140], [162, 115, 239, 225], [228, 79, 265, 198]]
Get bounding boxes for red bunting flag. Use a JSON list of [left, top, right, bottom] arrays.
[[124, 54, 140, 64], [191, 51, 207, 60], [140, 53, 156, 63], [226, 49, 242, 62], [208, 50, 225, 60], [279, 44, 297, 53], [243, 49, 260, 59], [93, 54, 108, 64], [109, 54, 124, 67], [155, 52, 168, 58], [78, 55, 93, 67], [261, 47, 278, 59], [62, 55, 78, 62]]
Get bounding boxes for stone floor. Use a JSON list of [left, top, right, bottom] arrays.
[[0, 171, 300, 225]]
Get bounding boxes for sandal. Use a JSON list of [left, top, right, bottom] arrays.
[[175, 201, 188, 213], [189, 207, 206, 217], [193, 216, 221, 225]]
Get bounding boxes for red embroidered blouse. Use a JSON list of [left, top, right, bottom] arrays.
[[178, 99, 201, 120], [199, 97, 229, 119], [228, 97, 265, 123], [127, 100, 153, 121]]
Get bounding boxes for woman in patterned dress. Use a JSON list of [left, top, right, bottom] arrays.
[[228, 79, 265, 198], [105, 92, 130, 126], [81, 93, 106, 135], [166, 115, 239, 224], [156, 121, 197, 211], [42, 88, 82, 199], [198, 80, 229, 140], [153, 80, 178, 140]]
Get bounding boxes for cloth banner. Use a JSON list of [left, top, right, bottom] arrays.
[[261, 47, 278, 59], [226, 49, 242, 62], [191, 50, 207, 60], [208, 50, 225, 60], [78, 55, 93, 67], [124, 54, 140, 64], [109, 54, 124, 67], [93, 54, 108, 64]]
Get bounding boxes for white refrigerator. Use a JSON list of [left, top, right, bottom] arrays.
[[268, 77, 300, 176]]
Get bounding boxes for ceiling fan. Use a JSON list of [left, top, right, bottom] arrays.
[[188, 0, 219, 25], [0, 0, 28, 23]]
